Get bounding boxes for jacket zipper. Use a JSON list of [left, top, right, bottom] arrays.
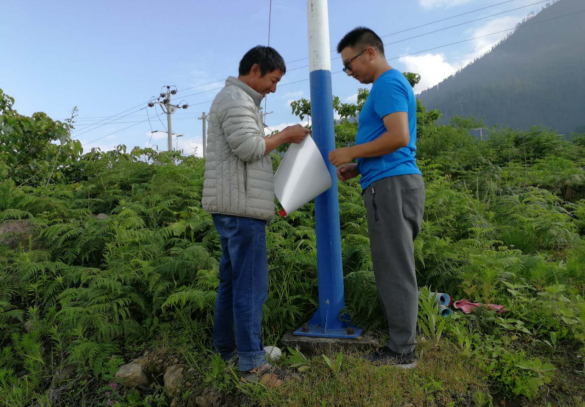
[[244, 163, 248, 192], [371, 186, 378, 221]]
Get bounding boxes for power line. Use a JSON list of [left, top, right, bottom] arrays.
[[187, 99, 214, 107], [73, 109, 148, 131], [72, 0, 565, 135], [174, 80, 225, 95], [74, 113, 157, 130], [81, 5, 567, 150], [270, 6, 583, 94], [72, 0, 546, 134], [384, 8, 585, 62], [385, 0, 548, 46], [176, 0, 527, 93], [380, 0, 524, 38], [83, 119, 149, 147], [166, 8, 580, 144], [73, 106, 147, 138], [77, 117, 197, 126], [74, 115, 149, 120], [286, 0, 550, 73], [146, 107, 154, 133], [177, 87, 224, 101], [71, 103, 148, 135], [79, 3, 579, 140], [73, 113, 195, 128], [286, 0, 526, 64], [154, 104, 167, 131], [71, 89, 205, 138], [72, 85, 222, 134], [78, 99, 215, 147], [82, 113, 199, 148], [146, 108, 156, 147]]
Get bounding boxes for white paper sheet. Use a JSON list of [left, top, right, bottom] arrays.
[[274, 136, 332, 216]]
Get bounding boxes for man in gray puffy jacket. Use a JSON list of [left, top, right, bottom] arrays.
[[202, 46, 309, 384]]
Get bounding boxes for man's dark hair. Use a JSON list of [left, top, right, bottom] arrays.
[[336, 27, 384, 55], [239, 46, 287, 76]]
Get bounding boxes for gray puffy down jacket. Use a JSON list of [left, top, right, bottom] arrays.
[[202, 76, 275, 221]]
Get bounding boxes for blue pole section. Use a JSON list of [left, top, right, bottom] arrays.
[[294, 0, 362, 339]]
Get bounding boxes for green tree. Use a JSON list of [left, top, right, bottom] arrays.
[[0, 89, 82, 186]]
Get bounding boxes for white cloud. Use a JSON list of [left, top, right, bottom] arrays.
[[399, 53, 458, 93], [178, 139, 203, 157], [465, 16, 521, 62], [399, 15, 527, 92], [420, 0, 475, 9], [344, 93, 358, 103]]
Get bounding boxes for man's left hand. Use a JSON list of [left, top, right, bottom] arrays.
[[329, 147, 355, 167]]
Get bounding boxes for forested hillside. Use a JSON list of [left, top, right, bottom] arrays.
[[418, 0, 585, 137]]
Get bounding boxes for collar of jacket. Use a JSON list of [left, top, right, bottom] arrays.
[[225, 76, 264, 107]]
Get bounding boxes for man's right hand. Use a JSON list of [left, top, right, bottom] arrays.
[[337, 163, 360, 182], [283, 124, 310, 144], [264, 124, 310, 155]]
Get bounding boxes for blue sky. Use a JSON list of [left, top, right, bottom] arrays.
[[0, 0, 548, 155]]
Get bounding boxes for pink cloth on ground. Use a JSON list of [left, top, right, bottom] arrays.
[[453, 299, 506, 314]]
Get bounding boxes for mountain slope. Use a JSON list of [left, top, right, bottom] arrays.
[[418, 0, 585, 136]]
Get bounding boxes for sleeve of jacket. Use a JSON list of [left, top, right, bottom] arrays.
[[218, 98, 266, 162]]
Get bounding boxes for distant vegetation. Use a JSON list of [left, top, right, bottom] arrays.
[[1, 76, 585, 405], [419, 0, 585, 138]]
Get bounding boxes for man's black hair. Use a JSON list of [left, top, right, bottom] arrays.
[[239, 46, 287, 76], [336, 27, 384, 55]]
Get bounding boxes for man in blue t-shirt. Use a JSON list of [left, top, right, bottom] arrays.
[[329, 27, 425, 369]]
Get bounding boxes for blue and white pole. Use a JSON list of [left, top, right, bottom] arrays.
[[294, 0, 362, 339]]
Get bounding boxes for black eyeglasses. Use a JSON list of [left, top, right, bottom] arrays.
[[342, 49, 367, 73]]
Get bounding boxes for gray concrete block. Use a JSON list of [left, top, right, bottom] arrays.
[[280, 331, 379, 356]]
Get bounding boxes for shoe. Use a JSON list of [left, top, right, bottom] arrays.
[[240, 363, 291, 388], [364, 347, 417, 369], [224, 354, 238, 369]]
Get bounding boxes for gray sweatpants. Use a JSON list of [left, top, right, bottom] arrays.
[[363, 174, 425, 354]]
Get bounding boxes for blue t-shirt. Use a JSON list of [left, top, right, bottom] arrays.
[[356, 69, 421, 190]]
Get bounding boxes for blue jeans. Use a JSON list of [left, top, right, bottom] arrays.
[[212, 214, 268, 372]]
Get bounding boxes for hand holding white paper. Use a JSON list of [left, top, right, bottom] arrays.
[[274, 135, 332, 217]]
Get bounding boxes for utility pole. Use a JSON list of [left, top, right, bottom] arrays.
[[260, 107, 273, 123], [293, 0, 361, 339], [198, 112, 208, 158], [474, 127, 485, 141], [166, 89, 173, 151], [148, 86, 189, 151], [260, 107, 274, 136]]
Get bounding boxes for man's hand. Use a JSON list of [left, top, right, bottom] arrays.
[[343, 112, 410, 160], [282, 124, 310, 144], [265, 124, 310, 154], [328, 147, 355, 167], [337, 163, 360, 182]]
